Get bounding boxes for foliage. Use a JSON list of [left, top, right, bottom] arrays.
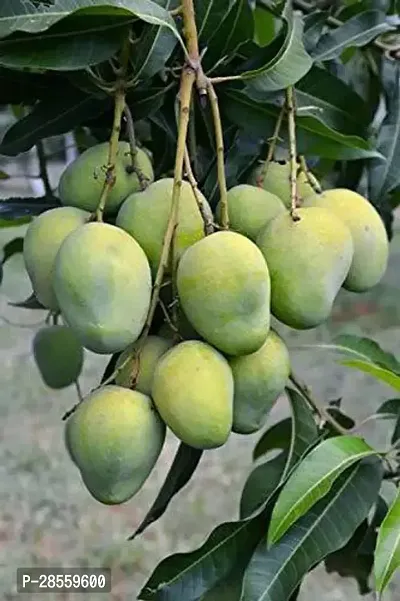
[[1, 1, 400, 600]]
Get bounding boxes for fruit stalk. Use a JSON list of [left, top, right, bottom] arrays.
[[207, 80, 229, 229], [257, 103, 286, 187], [285, 86, 300, 221], [123, 103, 149, 191], [36, 140, 52, 197], [184, 145, 214, 235], [298, 155, 322, 194]]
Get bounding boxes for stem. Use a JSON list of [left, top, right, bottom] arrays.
[[298, 155, 322, 195], [209, 75, 244, 84], [75, 380, 83, 403], [289, 373, 350, 436], [36, 140, 52, 196], [123, 103, 150, 191], [207, 80, 229, 229], [188, 100, 199, 179], [257, 104, 285, 187], [285, 86, 300, 221], [184, 145, 214, 235]]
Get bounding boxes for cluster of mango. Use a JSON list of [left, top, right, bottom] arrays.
[[24, 143, 388, 505]]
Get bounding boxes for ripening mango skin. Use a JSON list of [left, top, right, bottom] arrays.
[[215, 184, 286, 241], [33, 325, 84, 389], [303, 189, 389, 292], [115, 335, 174, 394], [65, 386, 165, 504], [229, 330, 290, 434], [58, 142, 154, 214], [256, 207, 354, 329], [248, 161, 314, 207], [116, 178, 212, 274], [152, 341, 234, 449], [23, 207, 89, 310], [53, 223, 152, 354], [177, 231, 271, 356]]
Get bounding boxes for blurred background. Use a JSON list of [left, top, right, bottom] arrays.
[[0, 105, 399, 600]]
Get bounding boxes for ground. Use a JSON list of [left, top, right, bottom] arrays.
[[0, 167, 399, 600]]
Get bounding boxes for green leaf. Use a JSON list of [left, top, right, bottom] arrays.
[[0, 0, 181, 43], [283, 388, 319, 480], [311, 10, 395, 62], [140, 502, 272, 601], [377, 399, 400, 417], [0, 90, 111, 155], [242, 459, 383, 601], [253, 418, 292, 461], [9, 293, 45, 309], [374, 488, 400, 596], [0, 169, 10, 179], [0, 67, 63, 104], [240, 452, 288, 519], [0, 217, 32, 227], [0, 236, 24, 285], [268, 435, 377, 545], [253, 6, 276, 48], [339, 360, 400, 392], [303, 10, 329, 53], [241, 3, 313, 93], [128, 443, 203, 541], [0, 197, 60, 219], [369, 59, 400, 203]]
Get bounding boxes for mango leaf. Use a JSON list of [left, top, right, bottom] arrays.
[[240, 2, 313, 93], [374, 488, 400, 596], [253, 418, 292, 461], [253, 5, 276, 48], [303, 10, 328, 53], [0, 0, 181, 42], [339, 360, 400, 392], [0, 67, 64, 104], [0, 217, 32, 227], [197, 0, 254, 73], [128, 443, 203, 541], [0, 169, 10, 179], [0, 196, 60, 219], [140, 501, 273, 601], [377, 399, 400, 417], [240, 452, 288, 520], [369, 59, 400, 203], [268, 435, 377, 545], [242, 459, 383, 601], [311, 10, 395, 62], [0, 89, 111, 155], [9, 292, 45, 309], [0, 237, 24, 285]]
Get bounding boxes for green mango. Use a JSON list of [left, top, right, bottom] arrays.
[[33, 325, 84, 389], [248, 160, 315, 207]]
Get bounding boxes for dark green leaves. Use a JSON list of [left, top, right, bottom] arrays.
[[242, 459, 383, 601], [374, 488, 400, 596], [0, 236, 24, 285], [0, 196, 60, 219], [128, 443, 203, 541], [311, 10, 395, 62]]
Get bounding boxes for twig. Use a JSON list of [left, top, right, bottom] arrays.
[[184, 146, 214, 235], [285, 86, 300, 221], [289, 372, 350, 436], [123, 103, 150, 191], [75, 380, 84, 403], [257, 104, 286, 187], [188, 100, 199, 179], [36, 140, 52, 197], [207, 80, 229, 229], [298, 155, 322, 195], [208, 75, 244, 84]]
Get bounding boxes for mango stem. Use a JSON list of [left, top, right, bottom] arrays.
[[257, 104, 286, 188], [285, 86, 300, 222]]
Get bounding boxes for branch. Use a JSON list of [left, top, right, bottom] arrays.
[[289, 373, 350, 436], [257, 104, 286, 187], [207, 80, 229, 229], [36, 140, 52, 197], [184, 145, 214, 235], [123, 103, 150, 191], [285, 86, 300, 221], [298, 155, 322, 195]]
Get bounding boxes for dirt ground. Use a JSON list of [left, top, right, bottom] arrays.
[[0, 166, 399, 600]]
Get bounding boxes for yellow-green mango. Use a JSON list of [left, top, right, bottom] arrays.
[[248, 160, 315, 207], [23, 207, 89, 310], [152, 340, 233, 449], [256, 207, 354, 329], [116, 178, 212, 274], [33, 325, 84, 389], [53, 223, 152, 354], [115, 335, 174, 394], [303, 188, 389, 292], [65, 385, 165, 504], [58, 142, 154, 214], [177, 231, 271, 355], [215, 184, 286, 241], [229, 330, 290, 434]]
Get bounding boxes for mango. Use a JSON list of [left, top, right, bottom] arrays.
[[116, 178, 212, 274], [58, 142, 154, 214], [115, 335, 174, 394], [65, 385, 165, 504], [303, 189, 389, 292], [177, 231, 270, 355], [229, 330, 290, 434], [152, 340, 233, 449], [23, 207, 89, 310], [248, 160, 315, 208], [256, 207, 354, 329], [53, 223, 152, 354], [215, 184, 286, 241], [33, 325, 84, 389]]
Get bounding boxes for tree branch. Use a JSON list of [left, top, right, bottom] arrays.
[[207, 80, 229, 229], [285, 86, 300, 221]]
